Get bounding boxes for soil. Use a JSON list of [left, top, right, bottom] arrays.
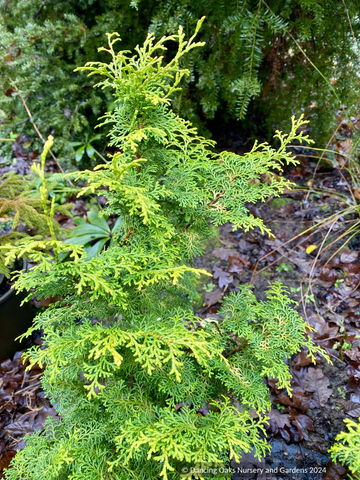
[[193, 137, 360, 479]]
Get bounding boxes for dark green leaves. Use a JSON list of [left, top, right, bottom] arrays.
[[64, 211, 123, 260]]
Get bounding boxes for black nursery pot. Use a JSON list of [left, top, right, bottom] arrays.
[[0, 262, 34, 360]]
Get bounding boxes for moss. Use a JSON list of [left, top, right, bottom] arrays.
[[261, 269, 273, 278], [195, 272, 214, 295], [201, 226, 222, 250], [269, 198, 291, 210], [192, 291, 205, 310]]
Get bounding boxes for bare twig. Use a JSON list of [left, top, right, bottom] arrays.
[[33, 0, 48, 19], [9, 79, 66, 175], [15, 381, 42, 395], [122, 227, 134, 246], [288, 130, 346, 198], [341, 0, 360, 59], [327, 278, 360, 312], [287, 143, 351, 162], [250, 204, 355, 284], [225, 342, 249, 359], [304, 218, 337, 317]]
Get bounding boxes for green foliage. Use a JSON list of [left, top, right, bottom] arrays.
[[275, 262, 292, 273], [1, 0, 360, 165], [0, 142, 74, 275], [261, 0, 360, 144], [145, 0, 287, 122], [64, 212, 123, 260], [5, 26, 325, 480], [0, 171, 45, 275], [329, 418, 360, 479], [70, 133, 106, 164], [0, 172, 47, 232], [31, 172, 79, 207], [0, 0, 150, 167], [0, 137, 79, 275]]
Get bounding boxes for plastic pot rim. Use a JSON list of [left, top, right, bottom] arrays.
[[0, 259, 27, 306]]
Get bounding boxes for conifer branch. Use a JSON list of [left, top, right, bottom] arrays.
[[122, 227, 134, 245], [208, 174, 236, 206]]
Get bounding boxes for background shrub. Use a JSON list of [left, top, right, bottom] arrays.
[[1, 0, 360, 168]]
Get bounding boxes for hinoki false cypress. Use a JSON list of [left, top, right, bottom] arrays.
[[5, 20, 326, 480]]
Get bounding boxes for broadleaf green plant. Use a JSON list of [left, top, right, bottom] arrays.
[[5, 21, 326, 480], [70, 133, 106, 164], [63, 212, 123, 260]]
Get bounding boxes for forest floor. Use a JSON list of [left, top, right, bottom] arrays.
[[194, 123, 360, 479], [0, 126, 359, 479]]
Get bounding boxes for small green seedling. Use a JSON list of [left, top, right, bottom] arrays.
[[276, 262, 292, 273], [334, 278, 345, 289], [306, 293, 316, 304], [336, 387, 346, 400], [203, 282, 216, 293]]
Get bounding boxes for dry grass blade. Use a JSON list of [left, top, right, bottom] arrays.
[[250, 207, 354, 284]]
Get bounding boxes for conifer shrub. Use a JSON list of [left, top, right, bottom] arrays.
[[329, 418, 360, 479], [4, 21, 326, 480]]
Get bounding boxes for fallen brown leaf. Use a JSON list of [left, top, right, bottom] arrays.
[[228, 254, 249, 273], [212, 266, 231, 288], [344, 348, 360, 363], [303, 367, 332, 407], [268, 408, 291, 429], [289, 410, 314, 441], [203, 288, 223, 307], [353, 188, 360, 200], [323, 459, 347, 480], [340, 249, 359, 264], [308, 315, 339, 343], [277, 389, 315, 411], [212, 247, 237, 261], [0, 451, 16, 476], [345, 400, 360, 418], [293, 351, 316, 369]]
